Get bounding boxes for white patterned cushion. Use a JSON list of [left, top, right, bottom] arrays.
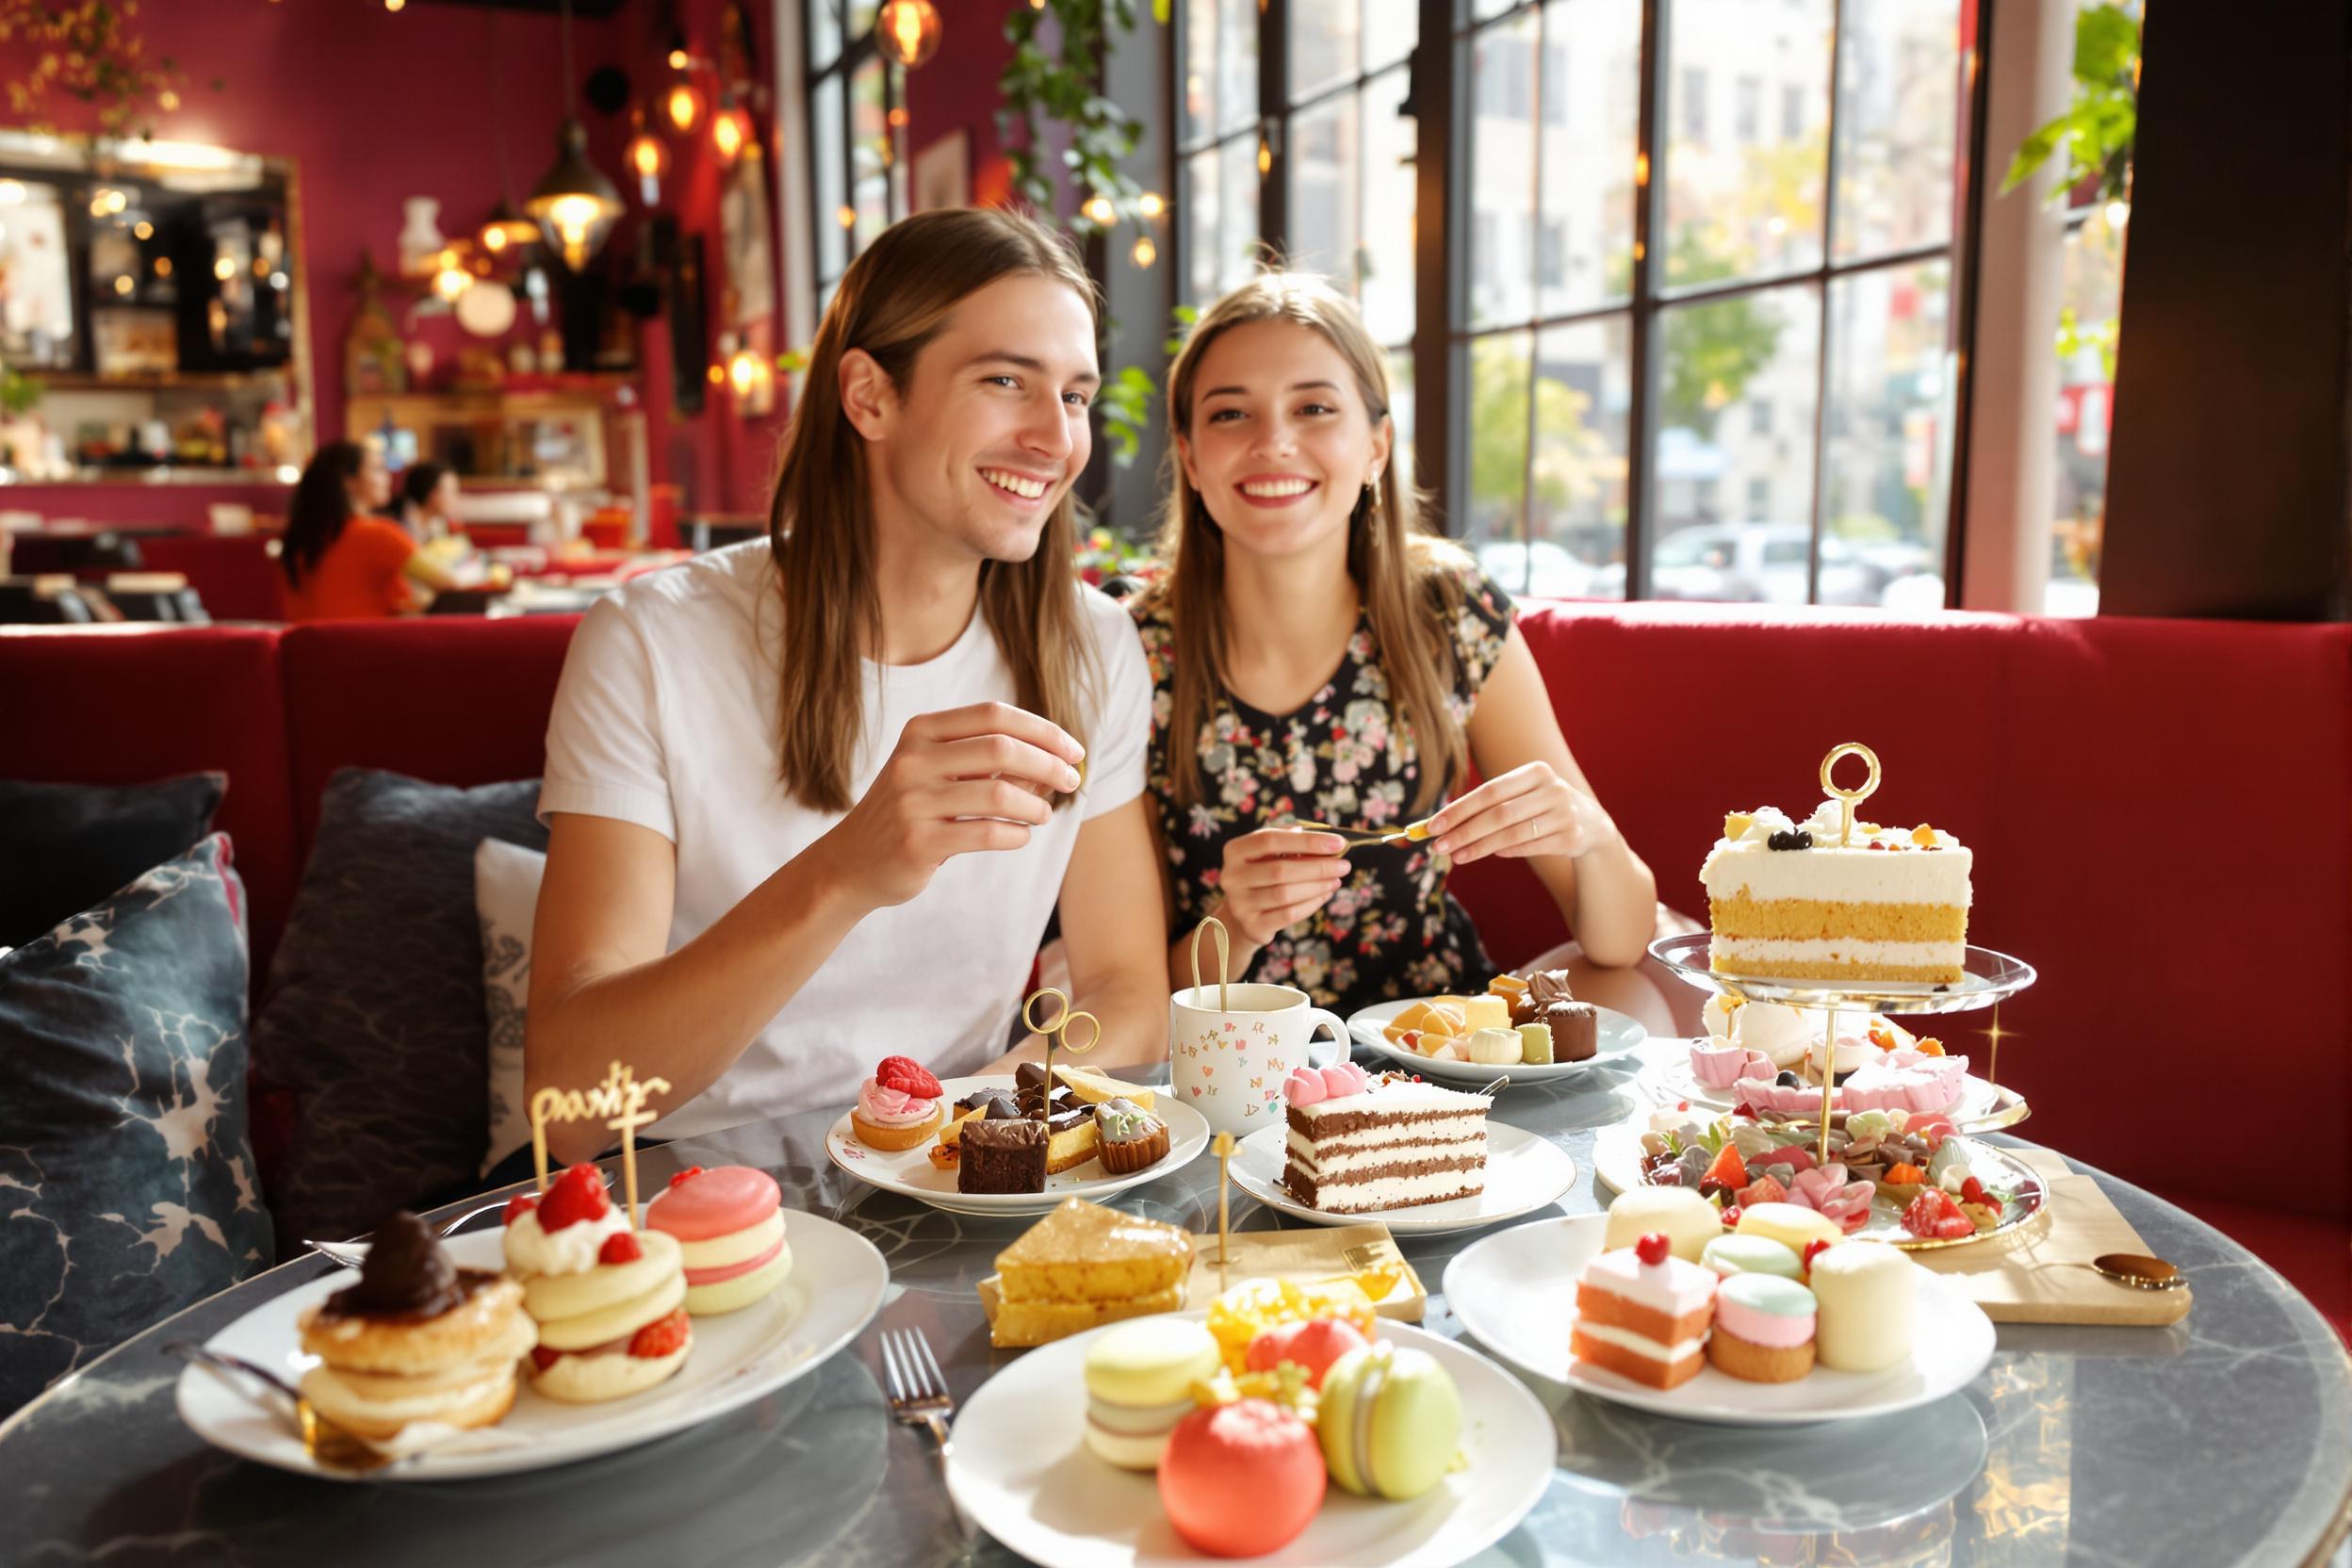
[[0, 833, 272, 1416], [476, 838, 547, 1177]]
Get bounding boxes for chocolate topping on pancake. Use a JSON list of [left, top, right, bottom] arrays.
[[327, 1211, 483, 1321]]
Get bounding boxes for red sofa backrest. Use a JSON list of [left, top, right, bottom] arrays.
[[1449, 603, 2352, 1223], [0, 624, 298, 969]]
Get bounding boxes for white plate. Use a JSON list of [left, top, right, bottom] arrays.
[[1656, 1054, 2032, 1135], [173, 1212, 887, 1480], [1347, 998, 1646, 1083], [825, 1076, 1210, 1217], [1589, 1125, 2049, 1252], [944, 1313, 1556, 1568], [1227, 1118, 1576, 1234], [1444, 1215, 1995, 1427]]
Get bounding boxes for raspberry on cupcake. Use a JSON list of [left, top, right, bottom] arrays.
[[851, 1055, 946, 1150]]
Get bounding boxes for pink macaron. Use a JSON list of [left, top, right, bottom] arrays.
[[645, 1166, 792, 1315]]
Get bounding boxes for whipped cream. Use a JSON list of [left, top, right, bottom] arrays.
[[856, 1077, 939, 1127], [502, 1203, 632, 1279]]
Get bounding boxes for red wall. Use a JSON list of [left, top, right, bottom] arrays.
[[0, 0, 786, 528]]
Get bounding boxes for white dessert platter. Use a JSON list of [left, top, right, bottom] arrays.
[[943, 1313, 1557, 1568], [1590, 1124, 2050, 1251], [1226, 1118, 1576, 1235], [1444, 1215, 1996, 1428], [825, 1075, 1211, 1218], [174, 1213, 888, 1481], [1346, 997, 1647, 1084], [1655, 1052, 2032, 1136]]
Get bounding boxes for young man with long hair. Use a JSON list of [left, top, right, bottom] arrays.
[[528, 209, 1164, 1159], [1133, 271, 1657, 1012]]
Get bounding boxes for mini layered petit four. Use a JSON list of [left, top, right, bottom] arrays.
[[1083, 1316, 1222, 1470], [1315, 1341, 1462, 1500], [1809, 1240, 1916, 1372], [959, 1116, 1049, 1196], [1703, 779, 1974, 984], [1282, 1064, 1491, 1214], [988, 1198, 1194, 1348], [850, 1055, 946, 1150], [1015, 1061, 1109, 1174], [1159, 1398, 1326, 1558], [1601, 1185, 1721, 1264], [1572, 1232, 1718, 1390], [297, 1212, 535, 1442], [1707, 1274, 1819, 1382], [1092, 1096, 1169, 1174], [503, 1165, 692, 1402], [645, 1165, 791, 1315]]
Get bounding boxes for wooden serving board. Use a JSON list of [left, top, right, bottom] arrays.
[[1904, 1148, 2192, 1327]]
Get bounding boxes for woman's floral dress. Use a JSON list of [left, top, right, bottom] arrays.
[[1134, 562, 1515, 1016]]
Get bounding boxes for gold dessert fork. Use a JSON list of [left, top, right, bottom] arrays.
[[165, 1340, 392, 1474], [1293, 817, 1435, 847]]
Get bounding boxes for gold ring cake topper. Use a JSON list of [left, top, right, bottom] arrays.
[[530, 1060, 671, 1226], [1819, 742, 1882, 848], [1022, 986, 1101, 1123]]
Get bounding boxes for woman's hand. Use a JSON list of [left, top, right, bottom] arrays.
[[807, 701, 1086, 910], [1429, 762, 1621, 865], [1213, 827, 1350, 945]]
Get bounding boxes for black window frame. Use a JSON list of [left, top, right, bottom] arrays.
[[804, 0, 906, 307]]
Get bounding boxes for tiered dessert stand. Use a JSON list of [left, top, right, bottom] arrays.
[[1648, 743, 2038, 1167]]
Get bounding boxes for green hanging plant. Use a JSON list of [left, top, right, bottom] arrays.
[[2001, 4, 2138, 205]]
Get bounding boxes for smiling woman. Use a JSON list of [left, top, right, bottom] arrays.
[[1131, 271, 1659, 1014]]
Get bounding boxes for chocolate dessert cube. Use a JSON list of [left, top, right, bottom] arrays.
[[960, 1116, 1049, 1194]]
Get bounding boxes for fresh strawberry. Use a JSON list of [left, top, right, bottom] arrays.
[[1802, 1238, 1834, 1276], [501, 1193, 538, 1227], [531, 1346, 563, 1372], [598, 1232, 643, 1265], [537, 1163, 611, 1233], [1959, 1175, 1986, 1206], [1903, 1187, 1976, 1240], [1735, 1173, 1788, 1210], [1634, 1233, 1671, 1266], [1701, 1143, 1750, 1194], [874, 1056, 942, 1099], [628, 1308, 692, 1359], [667, 1166, 706, 1189]]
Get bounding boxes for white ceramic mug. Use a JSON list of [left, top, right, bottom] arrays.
[[1169, 982, 1349, 1136]]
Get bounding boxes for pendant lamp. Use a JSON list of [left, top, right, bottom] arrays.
[[526, 0, 624, 272]]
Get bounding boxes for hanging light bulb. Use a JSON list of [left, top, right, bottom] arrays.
[[1137, 190, 1165, 219], [625, 112, 668, 206], [1082, 194, 1116, 227], [710, 98, 753, 164], [433, 257, 473, 302], [875, 0, 942, 68], [664, 79, 705, 133], [526, 0, 625, 271], [666, 27, 691, 71], [480, 203, 537, 255], [1131, 234, 1157, 269]]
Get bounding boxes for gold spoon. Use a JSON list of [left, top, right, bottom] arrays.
[[2088, 1253, 2187, 1290], [166, 1340, 394, 1473], [1293, 817, 1434, 847]]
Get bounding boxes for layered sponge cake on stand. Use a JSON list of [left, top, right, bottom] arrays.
[[1703, 743, 1972, 986]]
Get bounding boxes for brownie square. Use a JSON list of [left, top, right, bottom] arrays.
[[960, 1117, 1048, 1195]]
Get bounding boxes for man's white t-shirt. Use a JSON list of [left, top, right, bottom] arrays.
[[538, 540, 1152, 1140]]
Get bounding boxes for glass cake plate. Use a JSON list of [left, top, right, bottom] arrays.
[[1648, 932, 2037, 1014]]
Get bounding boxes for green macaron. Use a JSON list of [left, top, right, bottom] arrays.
[[1315, 1341, 1461, 1501]]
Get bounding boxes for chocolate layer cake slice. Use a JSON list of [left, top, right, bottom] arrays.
[[1282, 1073, 1492, 1214], [960, 1117, 1048, 1195]]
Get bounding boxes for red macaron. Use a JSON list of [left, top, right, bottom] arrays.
[[1157, 1398, 1325, 1558]]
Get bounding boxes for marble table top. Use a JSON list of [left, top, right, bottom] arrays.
[[7, 1037, 2348, 1568]]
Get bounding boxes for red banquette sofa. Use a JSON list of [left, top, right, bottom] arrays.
[[4, 602, 2346, 1330]]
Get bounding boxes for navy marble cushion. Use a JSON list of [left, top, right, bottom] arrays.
[[0, 773, 225, 950], [0, 832, 273, 1417], [252, 770, 547, 1253]]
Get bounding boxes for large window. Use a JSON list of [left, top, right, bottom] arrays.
[[1177, 0, 1419, 445], [806, 1, 906, 313], [1175, 0, 1978, 606]]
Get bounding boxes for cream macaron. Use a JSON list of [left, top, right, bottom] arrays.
[[1083, 1316, 1222, 1470], [645, 1165, 792, 1315]]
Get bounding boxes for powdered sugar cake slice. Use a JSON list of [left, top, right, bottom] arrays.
[[1282, 1071, 1493, 1214]]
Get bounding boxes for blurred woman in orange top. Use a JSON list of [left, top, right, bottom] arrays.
[[280, 440, 460, 622]]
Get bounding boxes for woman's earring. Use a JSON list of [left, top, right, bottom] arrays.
[[1364, 474, 1383, 514]]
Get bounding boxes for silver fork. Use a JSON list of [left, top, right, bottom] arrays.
[[880, 1326, 977, 1541], [302, 1173, 617, 1269]]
